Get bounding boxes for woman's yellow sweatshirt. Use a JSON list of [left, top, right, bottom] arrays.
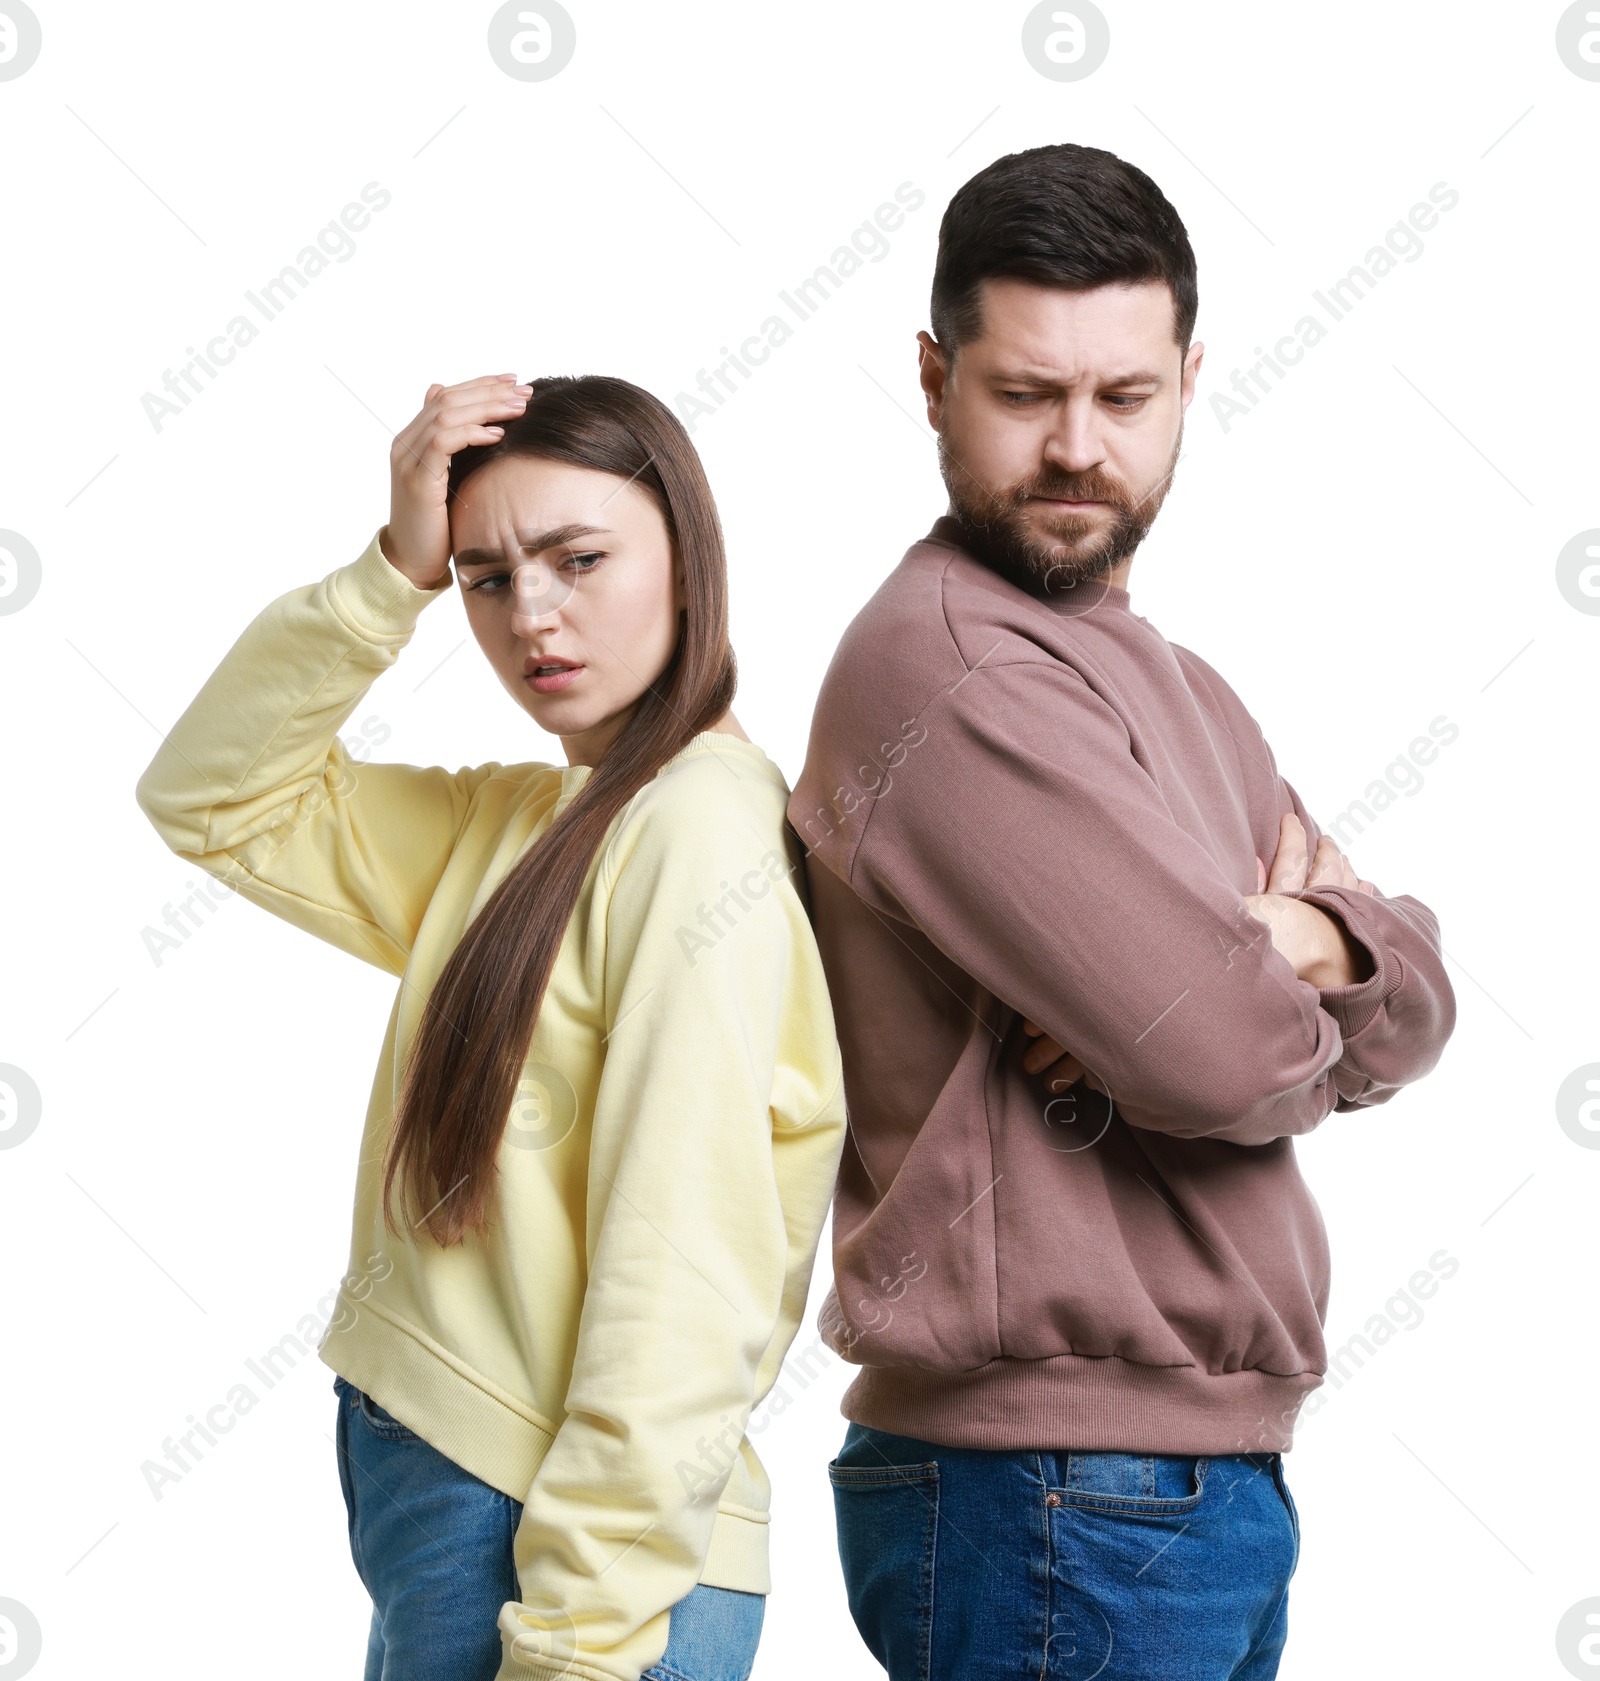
[[134, 530, 848, 1681]]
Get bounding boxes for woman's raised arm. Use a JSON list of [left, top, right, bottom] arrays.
[[134, 374, 538, 971]]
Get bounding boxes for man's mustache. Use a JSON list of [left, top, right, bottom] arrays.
[[1014, 471, 1130, 508]]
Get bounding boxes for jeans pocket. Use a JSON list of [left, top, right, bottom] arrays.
[[353, 1385, 419, 1442], [829, 1457, 938, 1681], [1051, 1451, 1209, 1518]]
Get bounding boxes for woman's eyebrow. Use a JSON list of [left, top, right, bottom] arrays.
[[455, 524, 612, 567]]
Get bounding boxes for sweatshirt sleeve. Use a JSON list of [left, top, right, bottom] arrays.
[[495, 763, 841, 1681], [848, 660, 1404, 1146], [134, 530, 497, 974], [1276, 777, 1456, 1109]]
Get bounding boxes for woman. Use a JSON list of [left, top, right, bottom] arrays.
[[136, 373, 847, 1681]]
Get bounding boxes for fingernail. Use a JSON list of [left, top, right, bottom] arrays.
[[513, 384, 533, 395]]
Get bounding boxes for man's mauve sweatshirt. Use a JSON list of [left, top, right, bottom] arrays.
[[788, 517, 1456, 1455]]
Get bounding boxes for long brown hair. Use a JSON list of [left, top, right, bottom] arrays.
[[381, 375, 737, 1245]]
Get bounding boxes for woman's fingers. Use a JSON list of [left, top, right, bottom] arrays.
[[427, 421, 515, 458], [385, 373, 529, 585], [393, 386, 531, 483], [429, 372, 522, 407], [397, 375, 525, 448], [410, 388, 530, 449]]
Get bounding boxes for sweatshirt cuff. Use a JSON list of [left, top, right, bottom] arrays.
[[497, 1661, 616, 1681], [1291, 884, 1402, 1041], [327, 526, 454, 641]]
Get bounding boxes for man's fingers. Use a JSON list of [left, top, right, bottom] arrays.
[[1265, 812, 1310, 893], [1020, 1022, 1087, 1090], [1023, 1032, 1069, 1074], [1304, 835, 1341, 888], [1306, 835, 1362, 892], [1044, 1055, 1086, 1093]]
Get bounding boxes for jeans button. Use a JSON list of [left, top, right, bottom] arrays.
[[1045, 1492, 1061, 1507]]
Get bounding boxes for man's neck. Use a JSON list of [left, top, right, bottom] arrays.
[[935, 508, 1136, 601]]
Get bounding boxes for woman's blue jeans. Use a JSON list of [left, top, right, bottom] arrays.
[[332, 1375, 765, 1680], [829, 1421, 1300, 1680]]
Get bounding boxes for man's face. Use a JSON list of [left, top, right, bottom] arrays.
[[918, 277, 1204, 594]]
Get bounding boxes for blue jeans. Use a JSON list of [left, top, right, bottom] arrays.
[[829, 1422, 1299, 1680], [333, 1375, 765, 1680]]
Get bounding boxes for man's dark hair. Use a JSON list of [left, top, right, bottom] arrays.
[[930, 143, 1197, 356]]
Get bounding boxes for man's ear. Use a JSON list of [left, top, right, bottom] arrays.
[[916, 330, 948, 429], [1180, 339, 1205, 412]]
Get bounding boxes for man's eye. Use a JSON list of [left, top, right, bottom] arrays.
[[1000, 391, 1046, 406], [1105, 395, 1149, 410]]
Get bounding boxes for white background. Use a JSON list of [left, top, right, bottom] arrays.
[[2, 2, 1596, 1677]]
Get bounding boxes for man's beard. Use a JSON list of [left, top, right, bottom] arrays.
[[939, 425, 1183, 600]]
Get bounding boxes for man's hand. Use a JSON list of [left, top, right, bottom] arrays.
[[1021, 1019, 1088, 1093], [1244, 813, 1377, 989], [1022, 813, 1379, 1089]]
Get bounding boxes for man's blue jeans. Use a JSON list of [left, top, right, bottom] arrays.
[[332, 1374, 765, 1680], [829, 1422, 1300, 1680]]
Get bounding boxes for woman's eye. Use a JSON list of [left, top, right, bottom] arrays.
[[563, 551, 604, 573], [468, 573, 511, 592]]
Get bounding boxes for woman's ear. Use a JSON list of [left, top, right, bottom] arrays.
[[672, 547, 688, 615]]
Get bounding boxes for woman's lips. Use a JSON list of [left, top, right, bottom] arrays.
[[526, 664, 583, 693]]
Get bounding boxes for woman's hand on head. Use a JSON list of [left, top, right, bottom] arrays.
[[379, 373, 533, 588]]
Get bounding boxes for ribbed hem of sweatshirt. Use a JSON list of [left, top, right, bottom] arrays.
[[319, 1292, 772, 1593], [497, 1654, 628, 1681], [326, 526, 453, 642], [839, 1354, 1321, 1455]]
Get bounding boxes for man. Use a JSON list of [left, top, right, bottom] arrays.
[[789, 144, 1455, 1679]]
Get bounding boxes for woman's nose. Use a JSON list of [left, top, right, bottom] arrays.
[[508, 560, 571, 631]]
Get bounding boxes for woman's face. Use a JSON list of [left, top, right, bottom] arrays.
[[449, 456, 686, 767]]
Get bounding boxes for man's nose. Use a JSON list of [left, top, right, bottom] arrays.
[[1040, 401, 1107, 473]]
